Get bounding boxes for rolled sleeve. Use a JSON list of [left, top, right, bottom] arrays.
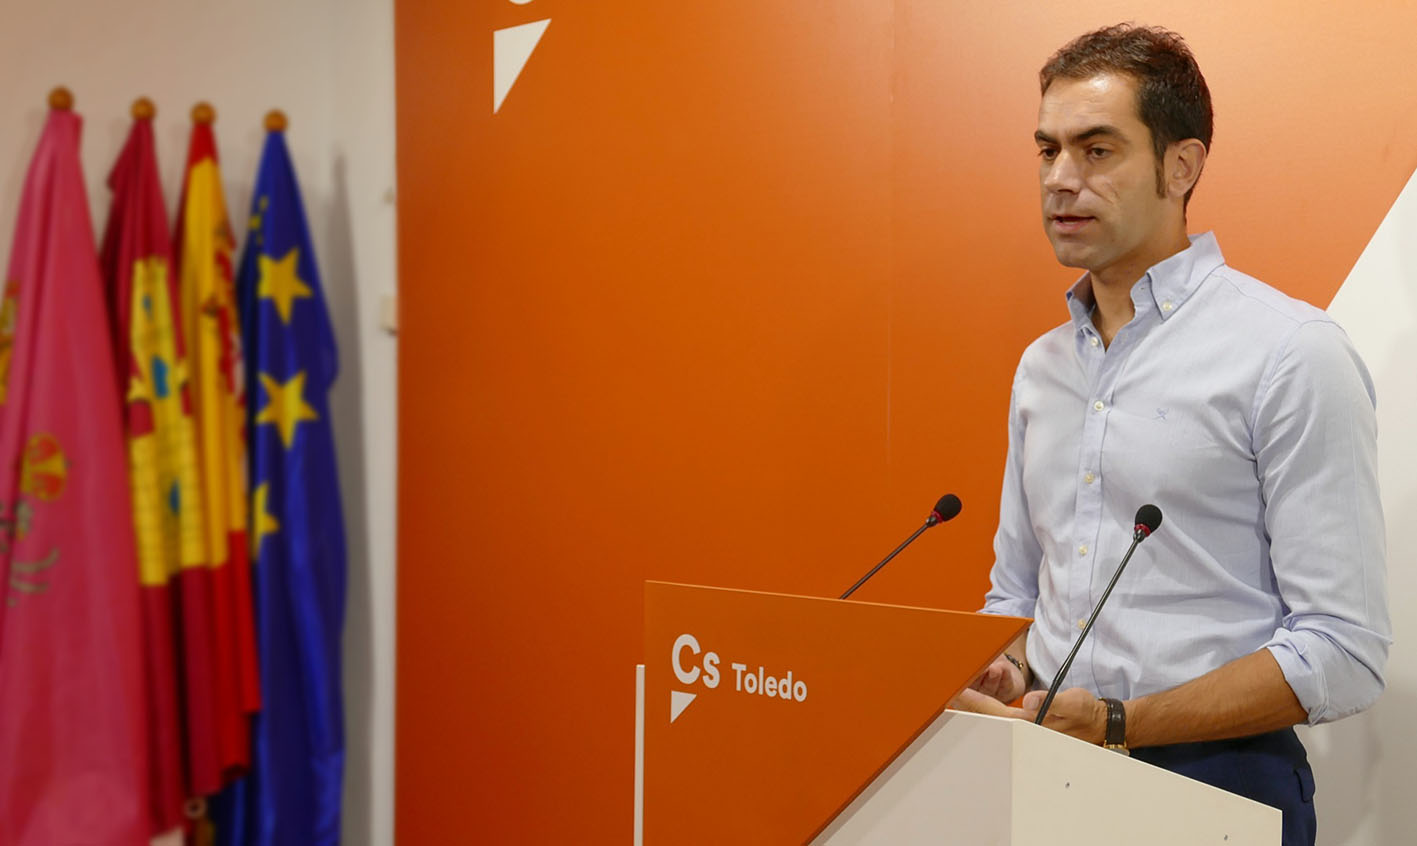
[[1254, 320, 1391, 723]]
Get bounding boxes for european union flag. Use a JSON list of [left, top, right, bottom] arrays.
[[215, 116, 347, 846]]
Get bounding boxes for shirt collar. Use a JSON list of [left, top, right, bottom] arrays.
[[1064, 231, 1226, 331]]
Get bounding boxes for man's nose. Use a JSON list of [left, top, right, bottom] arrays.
[[1043, 150, 1083, 194]]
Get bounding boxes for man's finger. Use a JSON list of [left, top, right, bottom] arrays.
[[973, 669, 1002, 695], [951, 687, 1028, 719]]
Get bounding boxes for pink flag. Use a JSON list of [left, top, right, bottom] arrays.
[[0, 94, 150, 845]]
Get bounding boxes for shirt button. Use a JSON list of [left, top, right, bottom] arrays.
[[1093, 400, 1105, 411], [1089, 336, 1100, 348], [1078, 544, 1088, 556], [1077, 618, 1087, 630], [1162, 301, 1175, 312], [1084, 472, 1096, 484]]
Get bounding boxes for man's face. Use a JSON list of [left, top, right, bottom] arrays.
[[1035, 73, 1173, 280]]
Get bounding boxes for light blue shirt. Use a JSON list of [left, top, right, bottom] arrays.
[[982, 232, 1390, 724]]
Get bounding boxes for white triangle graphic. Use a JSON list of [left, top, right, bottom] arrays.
[[493, 19, 551, 114], [669, 690, 696, 723]]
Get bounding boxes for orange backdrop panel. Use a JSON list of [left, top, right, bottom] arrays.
[[395, 1, 1417, 842]]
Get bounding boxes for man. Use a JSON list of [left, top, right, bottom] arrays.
[[955, 24, 1391, 846]]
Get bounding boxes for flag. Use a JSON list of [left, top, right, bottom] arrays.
[[216, 113, 347, 846], [98, 98, 202, 835], [0, 92, 149, 845], [172, 103, 261, 796]]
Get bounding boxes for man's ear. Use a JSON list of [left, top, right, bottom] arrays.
[[1167, 138, 1208, 200]]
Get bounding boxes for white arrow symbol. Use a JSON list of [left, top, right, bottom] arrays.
[[670, 690, 696, 723]]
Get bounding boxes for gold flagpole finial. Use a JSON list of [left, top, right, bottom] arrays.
[[264, 110, 288, 133], [48, 87, 73, 111], [131, 97, 156, 120], [191, 102, 216, 125]]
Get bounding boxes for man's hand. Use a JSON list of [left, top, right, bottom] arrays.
[[971, 655, 1027, 703], [1020, 687, 1106, 744], [948, 686, 1029, 719]]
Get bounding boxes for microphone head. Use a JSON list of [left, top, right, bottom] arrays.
[[931, 494, 963, 524], [1134, 504, 1163, 537]]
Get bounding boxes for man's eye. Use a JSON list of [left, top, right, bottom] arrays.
[[1038, 148, 1058, 161], [1087, 147, 1111, 160]]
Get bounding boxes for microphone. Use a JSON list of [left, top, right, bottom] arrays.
[[1033, 504, 1162, 724], [840, 495, 962, 599]]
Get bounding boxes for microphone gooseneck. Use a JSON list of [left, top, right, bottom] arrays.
[[1033, 504, 1162, 726], [840, 494, 962, 600]]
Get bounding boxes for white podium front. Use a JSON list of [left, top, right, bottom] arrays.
[[814, 710, 1281, 845]]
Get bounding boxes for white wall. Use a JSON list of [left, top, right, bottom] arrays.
[[0, 3, 398, 844], [1312, 167, 1417, 846]]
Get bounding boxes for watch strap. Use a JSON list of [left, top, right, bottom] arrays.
[[1101, 697, 1129, 754]]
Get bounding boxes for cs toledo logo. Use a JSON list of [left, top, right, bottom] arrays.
[[669, 633, 808, 724]]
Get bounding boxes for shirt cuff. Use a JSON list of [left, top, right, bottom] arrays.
[[980, 597, 1036, 620], [1265, 636, 1329, 725]]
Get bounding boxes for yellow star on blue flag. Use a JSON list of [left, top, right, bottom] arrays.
[[257, 248, 312, 324], [254, 371, 319, 448]]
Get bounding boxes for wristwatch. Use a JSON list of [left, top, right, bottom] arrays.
[[1002, 652, 1025, 674], [1101, 697, 1129, 755]]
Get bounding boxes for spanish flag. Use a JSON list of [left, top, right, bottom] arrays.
[[0, 90, 149, 845], [98, 97, 200, 836], [172, 103, 261, 796]]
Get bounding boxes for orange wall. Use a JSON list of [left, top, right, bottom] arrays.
[[394, 2, 1417, 842]]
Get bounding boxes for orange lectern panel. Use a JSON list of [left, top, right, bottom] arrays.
[[643, 581, 1029, 845]]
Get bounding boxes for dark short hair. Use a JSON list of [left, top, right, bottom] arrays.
[[1040, 24, 1213, 204]]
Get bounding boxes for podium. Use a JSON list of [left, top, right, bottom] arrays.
[[635, 581, 1281, 845]]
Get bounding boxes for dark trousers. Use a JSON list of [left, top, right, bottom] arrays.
[[1130, 728, 1316, 846]]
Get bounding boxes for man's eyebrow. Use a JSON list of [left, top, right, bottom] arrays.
[[1034, 125, 1126, 145]]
